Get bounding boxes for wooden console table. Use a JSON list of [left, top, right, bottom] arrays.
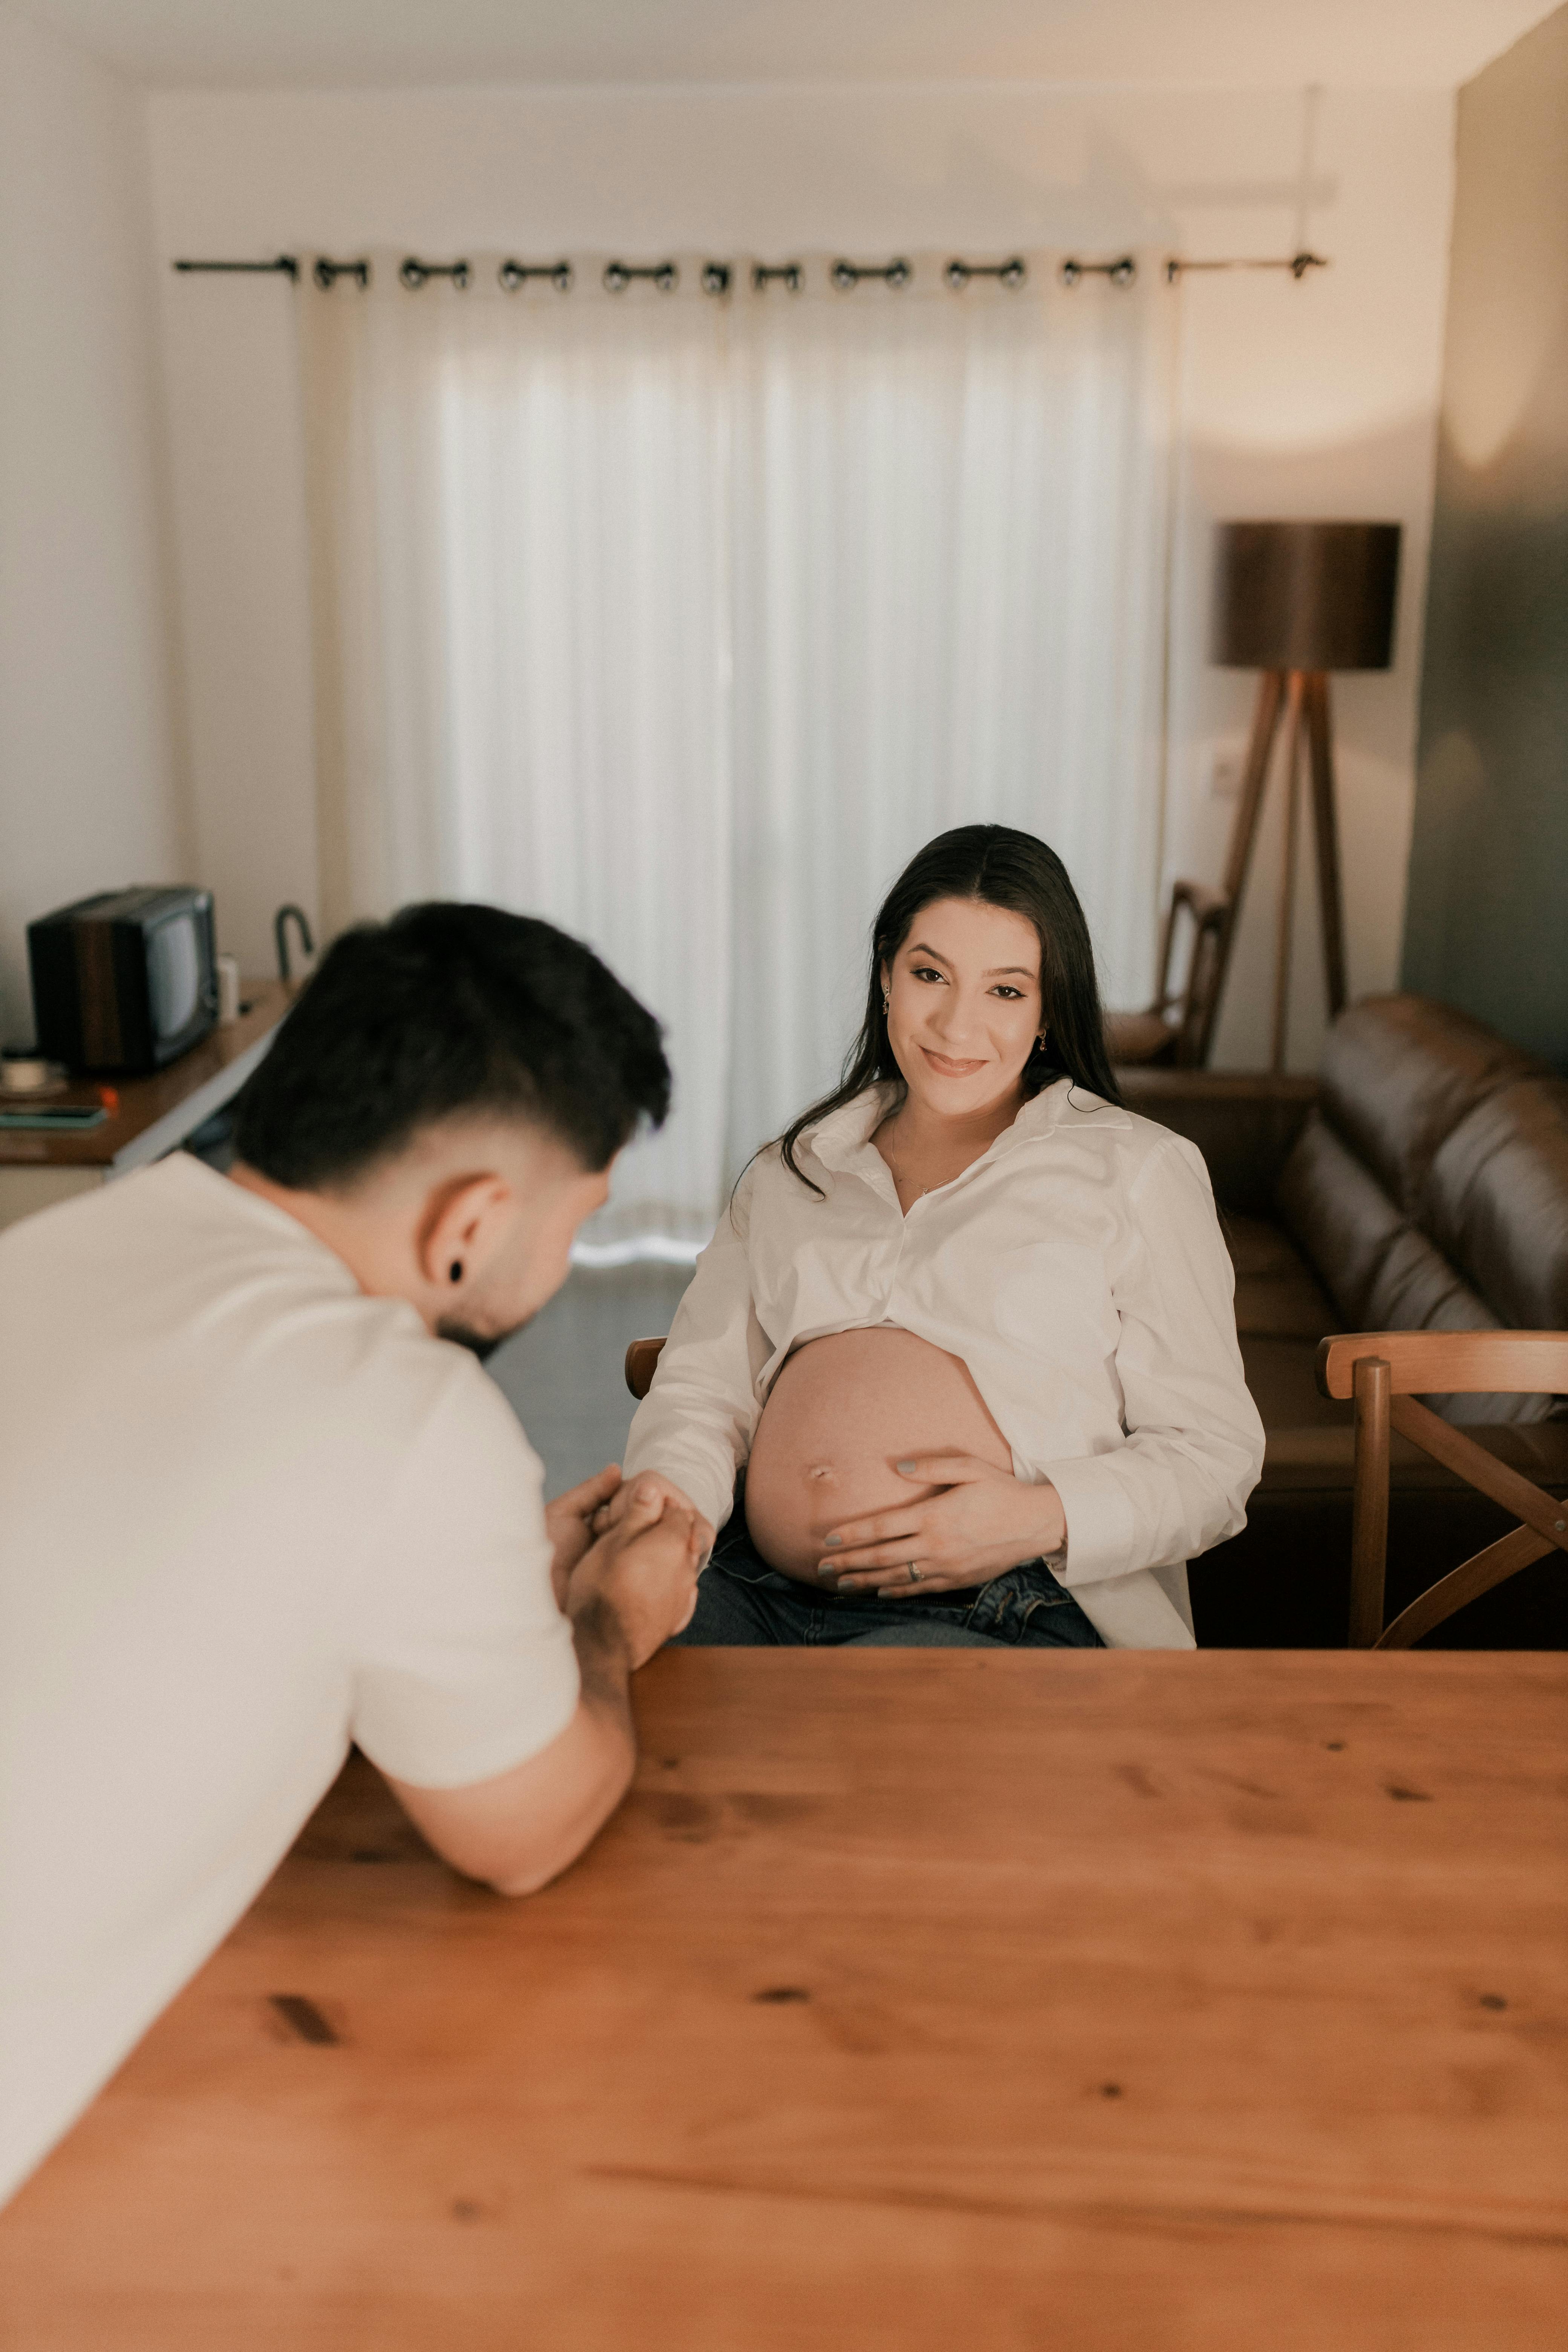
[[0, 978, 291, 1231], [1, 1648, 1561, 2350]]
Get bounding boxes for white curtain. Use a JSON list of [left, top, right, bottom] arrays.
[[300, 253, 1171, 1253], [727, 264, 1172, 1168]]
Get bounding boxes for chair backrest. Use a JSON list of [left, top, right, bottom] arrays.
[[1154, 880, 1231, 1068], [1315, 1330, 1568, 1646], [625, 1335, 667, 1400]]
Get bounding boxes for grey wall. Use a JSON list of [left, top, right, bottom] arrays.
[[1403, 4, 1568, 1069]]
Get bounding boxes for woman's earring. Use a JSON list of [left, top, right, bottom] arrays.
[[882, 992, 891, 1016], [1036, 1029, 1049, 1052], [448, 1260, 463, 1285]]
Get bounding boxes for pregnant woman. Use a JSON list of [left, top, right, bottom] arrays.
[[620, 824, 1264, 1649]]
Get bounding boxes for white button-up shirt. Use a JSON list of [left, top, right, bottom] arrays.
[[625, 1079, 1265, 1649]]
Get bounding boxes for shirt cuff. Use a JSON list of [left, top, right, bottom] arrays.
[[621, 1444, 738, 1541], [1037, 1454, 1137, 1589]]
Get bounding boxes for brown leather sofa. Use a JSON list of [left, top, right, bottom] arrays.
[[1120, 995, 1568, 1647]]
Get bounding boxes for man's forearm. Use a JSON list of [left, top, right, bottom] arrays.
[[487, 1608, 637, 1895]]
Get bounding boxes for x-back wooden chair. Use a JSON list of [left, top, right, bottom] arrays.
[[1315, 1330, 1568, 1648]]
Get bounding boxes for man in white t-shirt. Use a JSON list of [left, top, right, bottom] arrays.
[[0, 902, 710, 2208]]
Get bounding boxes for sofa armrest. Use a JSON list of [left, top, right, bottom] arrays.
[[1116, 1070, 1320, 1216]]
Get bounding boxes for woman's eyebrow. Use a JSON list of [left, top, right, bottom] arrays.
[[904, 942, 1037, 979]]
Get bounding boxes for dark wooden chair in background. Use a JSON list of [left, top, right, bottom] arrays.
[[1316, 1330, 1568, 1647], [625, 1337, 666, 1400], [1104, 879, 1230, 1069]]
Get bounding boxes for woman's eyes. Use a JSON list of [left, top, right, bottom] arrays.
[[907, 966, 1027, 1001]]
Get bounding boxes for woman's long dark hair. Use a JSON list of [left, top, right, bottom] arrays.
[[776, 824, 1122, 1193]]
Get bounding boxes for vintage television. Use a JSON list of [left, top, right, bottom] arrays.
[[28, 887, 218, 1073]]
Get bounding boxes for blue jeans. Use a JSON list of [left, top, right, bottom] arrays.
[[671, 1477, 1104, 1650]]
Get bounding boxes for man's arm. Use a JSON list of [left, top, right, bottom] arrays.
[[387, 1483, 701, 1895]]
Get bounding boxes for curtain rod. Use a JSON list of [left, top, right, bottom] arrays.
[[170, 250, 1331, 292]]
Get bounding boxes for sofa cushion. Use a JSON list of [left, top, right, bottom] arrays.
[[1272, 1114, 1546, 1425], [1421, 1077, 1568, 1332], [1275, 1112, 1407, 1326], [1320, 994, 1542, 1216], [1362, 1225, 1493, 1335], [1224, 1214, 1338, 1339]]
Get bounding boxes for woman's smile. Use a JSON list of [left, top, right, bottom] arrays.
[[920, 1044, 990, 1077]]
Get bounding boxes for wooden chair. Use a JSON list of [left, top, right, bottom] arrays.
[[1104, 880, 1231, 1069], [625, 1337, 666, 1400], [1315, 1330, 1568, 1647]]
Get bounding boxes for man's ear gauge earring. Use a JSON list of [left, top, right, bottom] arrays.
[[449, 1260, 463, 1285]]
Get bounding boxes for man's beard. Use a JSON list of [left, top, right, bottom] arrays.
[[436, 1312, 533, 1364]]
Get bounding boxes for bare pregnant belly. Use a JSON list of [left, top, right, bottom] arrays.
[[743, 1326, 1013, 1582]]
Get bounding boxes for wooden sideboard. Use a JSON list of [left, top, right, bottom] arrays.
[[0, 980, 292, 1232]]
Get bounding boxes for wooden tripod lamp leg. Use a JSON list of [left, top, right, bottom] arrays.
[[1199, 669, 1286, 1063], [1349, 1356, 1392, 1647], [1305, 672, 1349, 1017], [1271, 673, 1306, 1073]]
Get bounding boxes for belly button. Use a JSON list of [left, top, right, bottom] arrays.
[[807, 1463, 835, 1484]]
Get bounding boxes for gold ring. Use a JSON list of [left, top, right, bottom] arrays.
[[907, 1563, 922, 1583]]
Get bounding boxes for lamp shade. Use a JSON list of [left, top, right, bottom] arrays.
[[1211, 521, 1401, 671]]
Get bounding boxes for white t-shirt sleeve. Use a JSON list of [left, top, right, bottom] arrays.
[[344, 1365, 580, 1790]]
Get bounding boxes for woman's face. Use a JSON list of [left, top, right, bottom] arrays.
[[880, 896, 1044, 1123]]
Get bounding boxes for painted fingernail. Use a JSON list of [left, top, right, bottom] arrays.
[[823, 1535, 841, 1548], [895, 1461, 916, 1474]]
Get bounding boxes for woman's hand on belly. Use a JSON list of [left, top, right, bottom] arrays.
[[819, 1454, 1067, 1597]]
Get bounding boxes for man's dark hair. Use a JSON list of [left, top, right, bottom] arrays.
[[234, 902, 671, 1190]]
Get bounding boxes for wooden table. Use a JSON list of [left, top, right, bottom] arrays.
[[0, 980, 291, 1231], [1, 1651, 1563, 2349]]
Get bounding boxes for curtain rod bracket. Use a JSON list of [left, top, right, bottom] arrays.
[[946, 257, 1027, 290], [831, 257, 911, 291], [604, 259, 678, 293], [500, 258, 573, 292], [173, 255, 299, 279], [1165, 250, 1330, 283], [401, 256, 470, 291], [313, 257, 370, 289], [1060, 256, 1137, 288]]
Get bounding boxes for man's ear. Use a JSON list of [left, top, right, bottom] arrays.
[[416, 1171, 513, 1292]]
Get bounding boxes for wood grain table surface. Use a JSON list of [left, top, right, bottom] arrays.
[[1, 1649, 1563, 2350]]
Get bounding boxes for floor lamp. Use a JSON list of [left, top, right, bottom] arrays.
[[1209, 520, 1401, 1069]]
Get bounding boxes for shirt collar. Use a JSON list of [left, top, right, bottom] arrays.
[[801, 1075, 1130, 1179]]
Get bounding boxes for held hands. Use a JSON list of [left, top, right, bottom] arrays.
[[566, 1475, 705, 1670], [589, 1470, 714, 1562], [545, 1464, 625, 1606], [819, 1456, 1067, 1597]]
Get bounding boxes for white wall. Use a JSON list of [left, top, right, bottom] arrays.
[[148, 81, 1453, 1066], [0, 5, 186, 1047]]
